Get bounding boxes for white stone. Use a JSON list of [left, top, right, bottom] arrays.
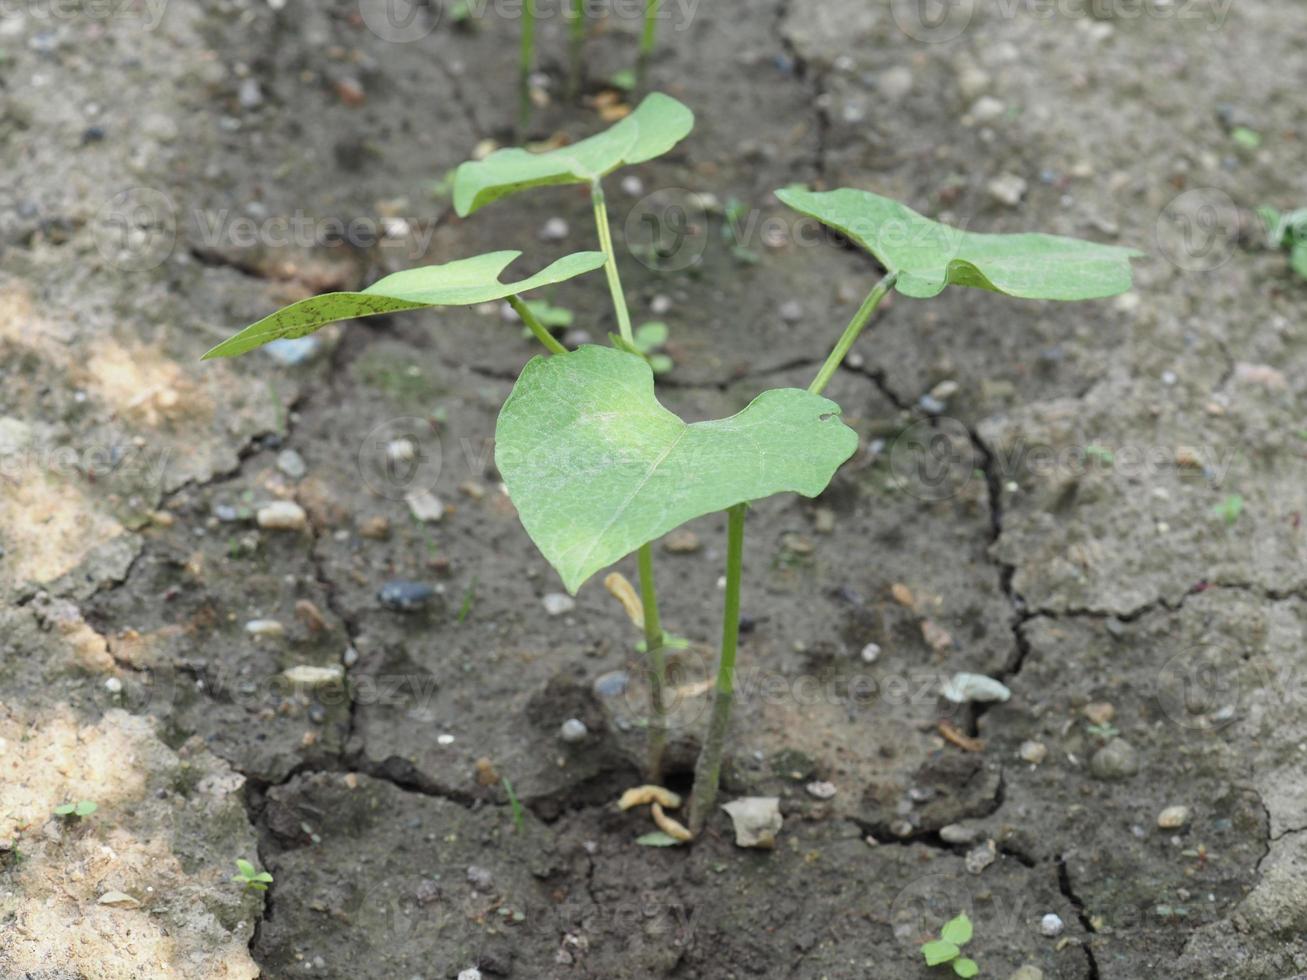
[[941, 672, 1011, 704], [721, 797, 783, 849], [542, 593, 575, 616], [256, 501, 307, 531], [1039, 913, 1064, 937], [405, 489, 444, 523]]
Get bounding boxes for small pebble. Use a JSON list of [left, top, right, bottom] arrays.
[[245, 619, 285, 637], [238, 77, 263, 110], [1010, 967, 1045, 980], [542, 593, 575, 616], [377, 580, 435, 612], [650, 294, 672, 315], [276, 449, 306, 480], [593, 671, 628, 697], [939, 823, 977, 845], [620, 175, 644, 196], [342, 647, 359, 667], [256, 501, 307, 532], [1157, 805, 1191, 829], [965, 839, 997, 874], [1039, 913, 1064, 937], [103, 677, 123, 694], [466, 867, 493, 892], [813, 508, 835, 533], [860, 642, 881, 664], [437, 733, 456, 745], [264, 336, 320, 366], [663, 530, 701, 554], [1090, 739, 1139, 781], [539, 217, 569, 241], [988, 173, 1028, 207], [779, 300, 804, 323], [560, 718, 588, 742], [1083, 702, 1115, 725], [458, 968, 483, 980], [805, 781, 837, 800], [387, 439, 416, 464], [359, 516, 390, 539], [1019, 740, 1048, 764], [405, 489, 444, 523]]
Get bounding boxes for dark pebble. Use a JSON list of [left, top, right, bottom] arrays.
[[82, 126, 106, 144], [378, 580, 434, 612], [308, 703, 326, 724]]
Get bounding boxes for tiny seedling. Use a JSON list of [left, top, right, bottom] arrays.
[[921, 912, 979, 977], [53, 800, 97, 819], [1258, 206, 1307, 281], [205, 93, 1140, 840], [631, 320, 673, 374], [1213, 492, 1244, 526], [503, 776, 526, 832], [232, 858, 273, 892]]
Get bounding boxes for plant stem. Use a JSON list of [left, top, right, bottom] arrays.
[[688, 502, 746, 836], [807, 270, 898, 396], [637, 542, 667, 781], [567, 0, 585, 99], [507, 294, 567, 355], [589, 178, 667, 780], [590, 180, 634, 345], [637, 0, 660, 85], [518, 0, 536, 132]]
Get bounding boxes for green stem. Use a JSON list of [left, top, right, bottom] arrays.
[[590, 180, 634, 345], [518, 0, 536, 132], [637, 542, 667, 781], [567, 0, 585, 99], [807, 270, 898, 396], [637, 0, 660, 84], [507, 294, 567, 355], [688, 502, 746, 836]]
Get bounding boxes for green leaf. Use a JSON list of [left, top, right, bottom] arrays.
[[235, 859, 256, 878], [496, 346, 857, 593], [633, 321, 669, 351], [940, 913, 973, 946], [1231, 126, 1261, 150], [1290, 241, 1307, 281], [524, 300, 574, 329], [635, 831, 684, 847], [776, 186, 1142, 301], [202, 250, 606, 359], [453, 93, 694, 216], [252, 872, 274, 884], [921, 940, 960, 966], [53, 803, 75, 816], [953, 957, 980, 978], [74, 800, 98, 817]]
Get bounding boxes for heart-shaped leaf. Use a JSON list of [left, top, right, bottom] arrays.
[[495, 346, 857, 593], [453, 93, 694, 216], [921, 940, 960, 967], [776, 186, 1142, 300], [940, 913, 973, 946], [202, 250, 605, 359]]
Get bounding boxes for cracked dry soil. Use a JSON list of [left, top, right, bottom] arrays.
[[3, 1, 1307, 978]]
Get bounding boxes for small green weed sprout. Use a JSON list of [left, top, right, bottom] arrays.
[[921, 912, 979, 977], [232, 858, 273, 892], [53, 800, 97, 819]]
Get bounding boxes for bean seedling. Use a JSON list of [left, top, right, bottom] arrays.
[[204, 93, 1140, 840], [1258, 205, 1307, 281], [53, 799, 97, 819], [921, 912, 979, 977], [232, 858, 273, 892]]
